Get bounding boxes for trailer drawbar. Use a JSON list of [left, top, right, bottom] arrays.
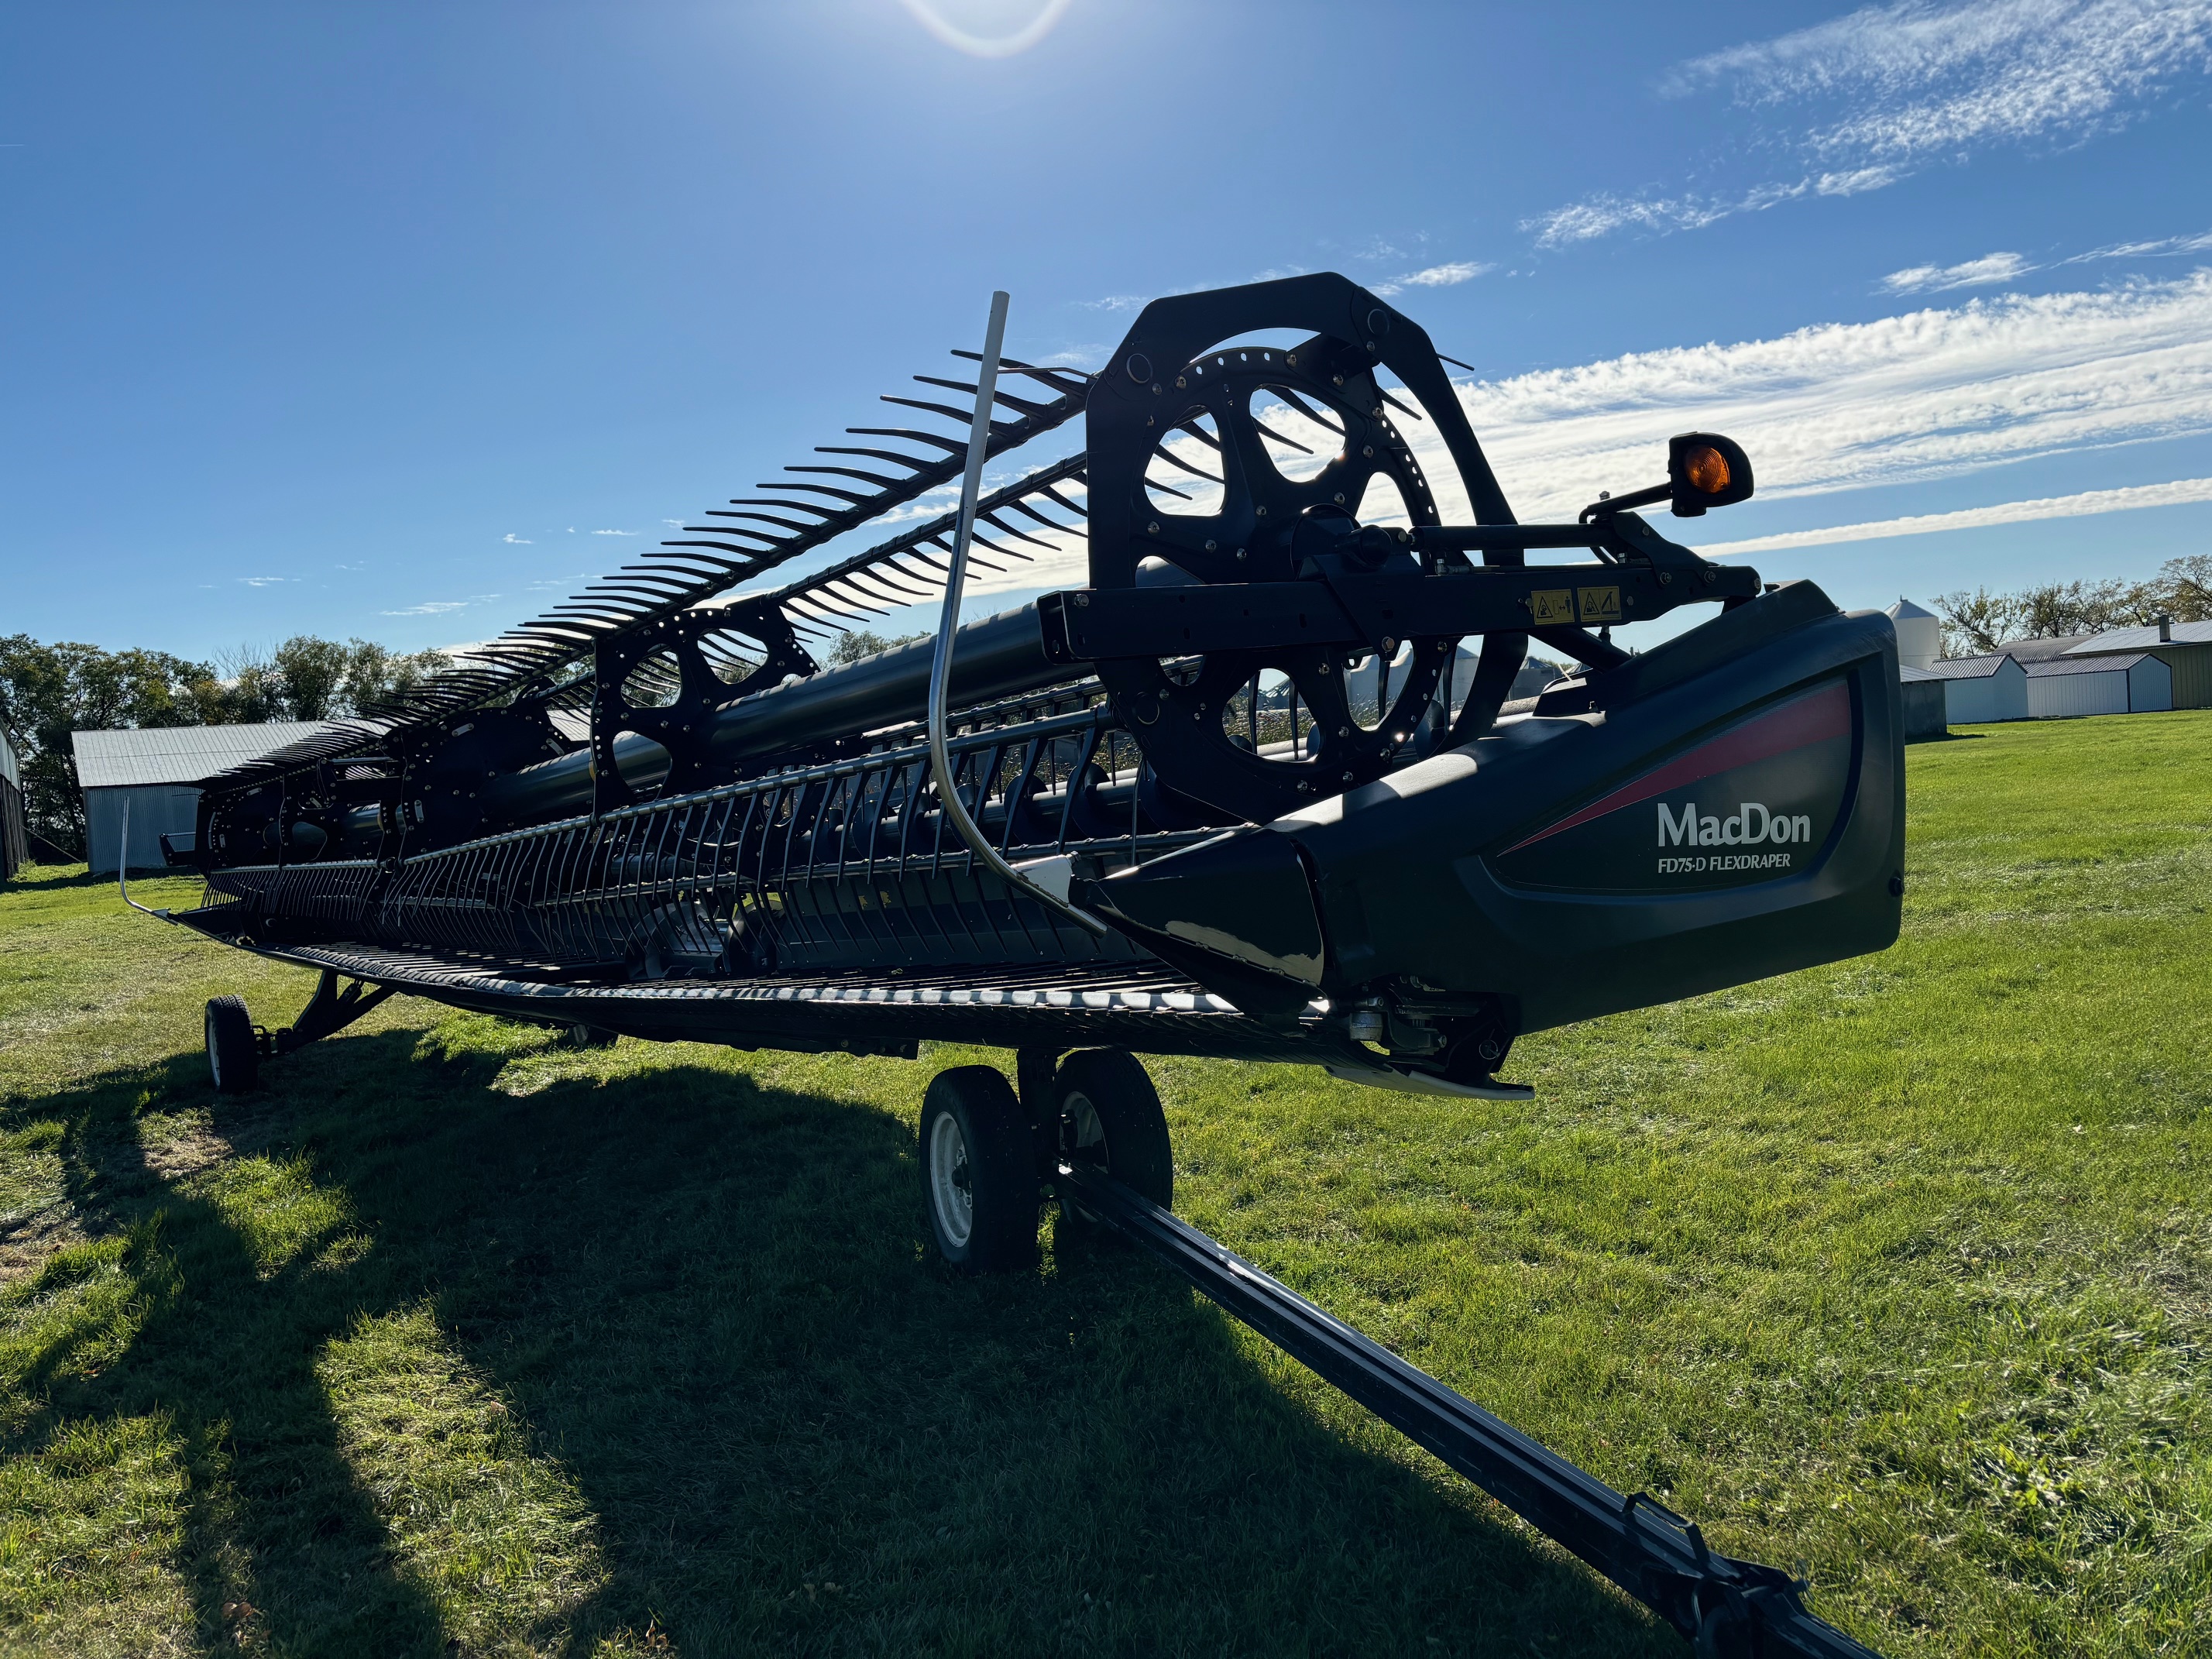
[[1055, 1161, 1881, 1659]]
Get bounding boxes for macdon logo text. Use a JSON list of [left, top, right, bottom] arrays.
[[1657, 801, 1812, 848]]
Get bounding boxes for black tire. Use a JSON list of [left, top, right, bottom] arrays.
[[919, 1066, 1039, 1274], [1054, 1049, 1173, 1235], [204, 996, 259, 1095]]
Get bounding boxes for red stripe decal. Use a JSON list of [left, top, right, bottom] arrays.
[[1503, 680, 1850, 854]]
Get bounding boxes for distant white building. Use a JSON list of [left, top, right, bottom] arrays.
[[1916, 654, 2029, 724], [73, 723, 332, 874], [2023, 653, 2172, 719], [2063, 618, 2212, 708]]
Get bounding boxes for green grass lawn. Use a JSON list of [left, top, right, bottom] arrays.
[[2, 711, 2207, 1657]]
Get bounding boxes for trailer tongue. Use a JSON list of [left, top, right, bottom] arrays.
[[147, 273, 1902, 1652], [1057, 1160, 1880, 1659]]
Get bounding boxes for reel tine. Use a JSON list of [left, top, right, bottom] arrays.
[[1272, 387, 1343, 432], [881, 393, 1021, 431], [847, 425, 967, 453], [758, 482, 876, 506], [1151, 446, 1223, 486], [788, 463, 910, 489], [814, 444, 939, 470], [1249, 415, 1315, 455]]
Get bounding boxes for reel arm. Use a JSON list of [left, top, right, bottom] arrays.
[[1039, 513, 1760, 665]]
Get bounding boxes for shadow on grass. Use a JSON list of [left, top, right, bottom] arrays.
[[2, 863, 115, 891], [3, 1023, 1674, 1657]]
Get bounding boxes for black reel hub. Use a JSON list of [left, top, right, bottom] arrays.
[[589, 600, 815, 806], [1087, 274, 1530, 823]]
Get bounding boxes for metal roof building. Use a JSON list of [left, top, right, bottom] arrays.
[[1915, 653, 2029, 724], [2064, 618, 2212, 708], [72, 723, 332, 874], [2023, 652, 2172, 719], [1894, 664, 1950, 740]]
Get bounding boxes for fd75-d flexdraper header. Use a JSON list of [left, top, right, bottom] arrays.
[[132, 275, 1900, 1656]]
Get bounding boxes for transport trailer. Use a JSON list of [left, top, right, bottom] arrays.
[[134, 275, 1899, 1654]]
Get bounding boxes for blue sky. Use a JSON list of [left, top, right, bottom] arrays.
[[5, 0, 2210, 661]]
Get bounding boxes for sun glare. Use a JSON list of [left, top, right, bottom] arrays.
[[896, 0, 1073, 58]]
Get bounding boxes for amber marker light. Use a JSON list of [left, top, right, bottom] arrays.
[[1665, 431, 1754, 516], [1683, 444, 1730, 495]]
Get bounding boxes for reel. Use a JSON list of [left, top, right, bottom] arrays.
[[1085, 273, 1531, 823]]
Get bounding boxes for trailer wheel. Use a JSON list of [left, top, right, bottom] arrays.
[[1055, 1048, 1173, 1233], [559, 1022, 620, 1049], [919, 1066, 1039, 1274], [204, 996, 259, 1094]]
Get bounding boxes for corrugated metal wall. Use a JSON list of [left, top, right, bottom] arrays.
[[2128, 657, 2174, 713], [1901, 678, 1948, 740], [2149, 645, 2212, 709], [1942, 667, 2028, 723], [84, 785, 200, 874], [2028, 671, 2129, 720]]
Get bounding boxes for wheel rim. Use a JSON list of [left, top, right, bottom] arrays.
[[928, 1112, 974, 1248], [205, 1009, 222, 1089]]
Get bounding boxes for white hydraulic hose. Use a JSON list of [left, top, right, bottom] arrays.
[[926, 289, 1108, 936]]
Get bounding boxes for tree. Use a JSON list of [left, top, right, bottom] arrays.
[[1934, 562, 2198, 658], [1932, 587, 2021, 657], [825, 629, 930, 666], [0, 632, 452, 861], [0, 637, 222, 856], [2148, 554, 2212, 623]]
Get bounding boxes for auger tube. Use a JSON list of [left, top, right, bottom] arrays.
[[479, 603, 1063, 826]]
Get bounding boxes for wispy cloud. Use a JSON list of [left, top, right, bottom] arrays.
[[1372, 260, 1495, 297], [591, 527, 637, 536], [503, 532, 532, 544], [1082, 294, 1146, 313], [1529, 169, 1895, 248], [1537, 1, 2212, 246], [1405, 270, 2212, 524], [2059, 226, 2212, 263], [381, 593, 500, 617], [1674, 0, 2212, 161], [1881, 249, 2033, 292], [1871, 225, 2212, 293], [1699, 475, 2212, 554], [237, 575, 288, 588]]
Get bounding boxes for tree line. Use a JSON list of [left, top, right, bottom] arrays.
[[0, 634, 448, 859], [1934, 555, 2210, 658]]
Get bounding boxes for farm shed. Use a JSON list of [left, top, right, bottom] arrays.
[[74, 723, 331, 874], [1919, 653, 2028, 724], [2063, 618, 2212, 708], [1896, 665, 1950, 739], [1, 727, 26, 880], [2023, 653, 2172, 719]]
